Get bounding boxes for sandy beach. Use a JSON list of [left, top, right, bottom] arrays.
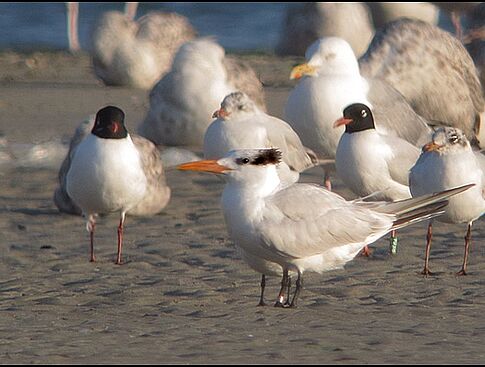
[[1, 50, 485, 364]]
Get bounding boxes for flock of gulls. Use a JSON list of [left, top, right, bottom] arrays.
[[46, 3, 485, 307]]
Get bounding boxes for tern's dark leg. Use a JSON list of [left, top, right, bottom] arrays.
[[422, 221, 434, 277], [289, 271, 302, 308], [274, 269, 289, 307], [284, 275, 292, 307], [457, 223, 472, 276], [115, 212, 126, 265], [257, 274, 266, 306], [87, 215, 96, 262]]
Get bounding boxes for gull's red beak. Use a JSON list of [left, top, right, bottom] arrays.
[[422, 141, 442, 152], [212, 108, 229, 119], [333, 117, 353, 128]]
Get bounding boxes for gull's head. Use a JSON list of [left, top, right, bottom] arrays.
[[423, 127, 470, 154], [212, 91, 258, 120], [333, 103, 374, 134], [178, 148, 283, 188], [290, 37, 360, 80], [172, 37, 225, 72], [91, 105, 128, 139]]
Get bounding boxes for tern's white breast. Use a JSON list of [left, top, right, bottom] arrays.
[[66, 134, 147, 215]]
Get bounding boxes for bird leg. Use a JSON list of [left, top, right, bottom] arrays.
[[457, 223, 472, 276], [115, 212, 126, 265], [86, 215, 96, 262], [422, 221, 434, 277], [324, 170, 332, 191], [284, 275, 292, 307], [124, 2, 138, 21], [274, 269, 289, 307], [66, 2, 80, 53], [289, 271, 302, 308], [257, 274, 267, 306], [389, 229, 398, 255]]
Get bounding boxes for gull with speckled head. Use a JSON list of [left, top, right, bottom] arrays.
[[178, 148, 472, 307], [204, 91, 320, 187], [409, 127, 485, 276]]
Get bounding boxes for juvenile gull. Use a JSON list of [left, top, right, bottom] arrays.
[[138, 38, 266, 148], [409, 127, 485, 276]]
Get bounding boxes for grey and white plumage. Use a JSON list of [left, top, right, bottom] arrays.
[[367, 2, 440, 29], [55, 115, 170, 218], [409, 126, 485, 275], [90, 10, 196, 89], [359, 18, 485, 147], [178, 148, 472, 307], [276, 2, 374, 58], [335, 103, 420, 202], [204, 91, 318, 186], [285, 37, 432, 162], [137, 38, 266, 148]]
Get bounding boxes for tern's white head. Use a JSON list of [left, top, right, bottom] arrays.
[[290, 37, 360, 79], [212, 91, 258, 120], [423, 127, 470, 155], [178, 148, 284, 194]]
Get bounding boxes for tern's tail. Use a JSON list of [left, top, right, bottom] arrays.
[[373, 184, 475, 230]]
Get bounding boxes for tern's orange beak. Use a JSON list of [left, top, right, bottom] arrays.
[[212, 107, 229, 119], [177, 159, 231, 174], [289, 63, 318, 80], [422, 141, 442, 152], [333, 117, 353, 128]]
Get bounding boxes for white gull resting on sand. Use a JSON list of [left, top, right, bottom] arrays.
[[359, 18, 485, 148], [178, 148, 473, 307], [62, 106, 171, 264], [90, 10, 196, 89], [137, 38, 266, 148], [204, 91, 320, 187], [409, 127, 485, 276]]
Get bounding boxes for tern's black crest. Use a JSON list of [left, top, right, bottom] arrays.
[[342, 103, 375, 134], [236, 149, 282, 166], [92, 106, 128, 139]]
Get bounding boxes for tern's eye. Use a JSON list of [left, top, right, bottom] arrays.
[[361, 109, 367, 118], [236, 157, 250, 165]]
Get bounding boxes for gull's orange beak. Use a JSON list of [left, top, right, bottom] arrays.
[[422, 141, 442, 152], [333, 117, 353, 128], [289, 63, 317, 80], [177, 159, 231, 174], [212, 107, 229, 119]]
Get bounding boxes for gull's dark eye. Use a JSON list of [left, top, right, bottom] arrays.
[[448, 134, 458, 144], [361, 109, 367, 118]]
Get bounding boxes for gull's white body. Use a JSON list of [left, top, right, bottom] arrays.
[[336, 122, 420, 201], [66, 134, 147, 217]]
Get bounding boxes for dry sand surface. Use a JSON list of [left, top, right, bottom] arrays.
[[1, 51, 485, 364]]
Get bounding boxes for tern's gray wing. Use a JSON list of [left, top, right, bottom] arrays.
[[263, 115, 318, 172], [260, 183, 393, 259], [379, 133, 421, 186], [368, 77, 433, 147]]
